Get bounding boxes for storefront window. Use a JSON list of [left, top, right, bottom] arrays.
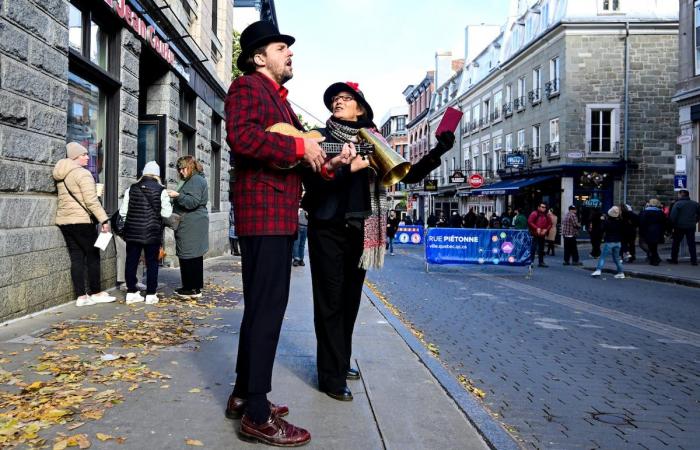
[[68, 4, 82, 52], [67, 72, 106, 183]]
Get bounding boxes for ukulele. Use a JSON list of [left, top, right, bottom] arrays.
[[267, 123, 374, 159]]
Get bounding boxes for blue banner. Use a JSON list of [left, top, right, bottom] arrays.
[[425, 228, 533, 266], [395, 225, 424, 245]]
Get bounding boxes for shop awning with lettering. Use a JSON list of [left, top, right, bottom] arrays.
[[469, 175, 556, 196]]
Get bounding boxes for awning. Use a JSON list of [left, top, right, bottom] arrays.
[[470, 175, 555, 195]]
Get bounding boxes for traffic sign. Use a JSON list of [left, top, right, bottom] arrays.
[[468, 173, 484, 188]]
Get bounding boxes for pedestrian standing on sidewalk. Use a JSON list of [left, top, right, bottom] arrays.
[[512, 208, 528, 229], [119, 161, 172, 305], [386, 210, 400, 255], [223, 20, 338, 447], [292, 208, 308, 266], [591, 206, 625, 278], [639, 198, 665, 266], [667, 189, 699, 265], [53, 142, 116, 307], [169, 155, 209, 299], [562, 205, 582, 266], [528, 202, 552, 267], [621, 204, 639, 263], [302, 80, 455, 402], [545, 208, 558, 256]]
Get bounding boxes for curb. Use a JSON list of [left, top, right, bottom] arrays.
[[581, 265, 700, 288], [363, 287, 520, 450]]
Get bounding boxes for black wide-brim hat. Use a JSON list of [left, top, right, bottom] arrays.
[[323, 81, 374, 121], [236, 20, 295, 72]]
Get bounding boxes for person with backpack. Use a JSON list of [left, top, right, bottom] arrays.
[[119, 161, 172, 305]]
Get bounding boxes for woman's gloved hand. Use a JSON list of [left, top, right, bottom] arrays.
[[431, 131, 455, 157]]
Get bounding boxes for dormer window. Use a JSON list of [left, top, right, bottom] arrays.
[[600, 0, 621, 13]]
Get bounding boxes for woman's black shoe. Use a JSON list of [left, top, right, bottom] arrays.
[[324, 386, 353, 401], [346, 368, 360, 380]]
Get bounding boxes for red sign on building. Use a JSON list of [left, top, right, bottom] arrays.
[[468, 173, 484, 188]]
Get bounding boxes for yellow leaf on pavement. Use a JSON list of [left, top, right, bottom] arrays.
[[188, 388, 201, 393], [96, 433, 113, 441], [185, 438, 204, 446]]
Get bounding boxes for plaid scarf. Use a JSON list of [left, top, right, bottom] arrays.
[[325, 118, 387, 270]]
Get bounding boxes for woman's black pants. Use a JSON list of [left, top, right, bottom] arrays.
[[59, 224, 101, 296], [178, 256, 203, 290], [308, 221, 366, 392], [126, 242, 160, 294]]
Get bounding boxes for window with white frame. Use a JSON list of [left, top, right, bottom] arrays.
[[505, 84, 512, 104], [517, 76, 525, 110], [696, 1, 700, 75], [586, 104, 619, 152], [549, 118, 560, 156], [532, 124, 541, 158], [465, 158, 470, 170], [472, 103, 480, 126], [463, 109, 471, 133], [471, 144, 479, 173], [482, 97, 491, 125], [531, 67, 541, 102], [482, 140, 491, 173], [505, 133, 513, 152], [517, 129, 525, 150], [493, 91, 502, 120], [493, 136, 503, 173], [549, 57, 560, 93]]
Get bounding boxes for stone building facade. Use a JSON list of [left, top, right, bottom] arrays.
[[424, 0, 679, 225], [0, 0, 236, 322], [378, 105, 409, 212]]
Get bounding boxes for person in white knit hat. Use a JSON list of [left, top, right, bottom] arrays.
[[53, 142, 116, 306], [118, 161, 173, 305], [591, 205, 625, 279]]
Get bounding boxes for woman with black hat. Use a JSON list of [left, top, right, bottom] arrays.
[[302, 81, 454, 401]]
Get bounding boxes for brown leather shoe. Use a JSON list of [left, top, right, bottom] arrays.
[[225, 394, 289, 419], [240, 414, 311, 447]]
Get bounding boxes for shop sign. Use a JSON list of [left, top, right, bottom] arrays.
[[567, 151, 584, 159], [674, 175, 688, 191], [424, 179, 438, 191], [104, 0, 175, 65], [675, 154, 687, 175], [449, 170, 466, 184], [677, 134, 693, 145], [468, 173, 484, 188], [505, 154, 525, 168]]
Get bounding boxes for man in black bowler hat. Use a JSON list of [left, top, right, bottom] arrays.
[[223, 20, 331, 446]]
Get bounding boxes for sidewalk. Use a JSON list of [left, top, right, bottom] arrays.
[[0, 255, 502, 449], [575, 243, 700, 287]]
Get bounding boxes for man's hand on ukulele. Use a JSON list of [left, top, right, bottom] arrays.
[[303, 137, 326, 172]]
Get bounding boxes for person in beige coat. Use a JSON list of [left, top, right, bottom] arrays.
[[53, 142, 115, 307], [545, 208, 559, 256]]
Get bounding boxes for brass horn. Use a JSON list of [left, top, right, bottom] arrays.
[[358, 128, 411, 186]]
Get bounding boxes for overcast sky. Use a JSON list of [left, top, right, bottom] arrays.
[[263, 0, 511, 126]]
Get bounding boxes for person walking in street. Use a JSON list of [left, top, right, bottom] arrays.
[[667, 189, 700, 265], [229, 208, 240, 256], [53, 142, 115, 307], [488, 212, 502, 229], [169, 155, 209, 299], [639, 198, 665, 266], [588, 207, 603, 258], [119, 161, 172, 305], [302, 80, 455, 404], [591, 206, 625, 278], [292, 208, 308, 266], [427, 213, 438, 228], [545, 208, 558, 256], [463, 208, 477, 228], [562, 205, 582, 266], [224, 20, 332, 447], [528, 202, 552, 267], [448, 211, 462, 228], [386, 210, 400, 255], [475, 211, 489, 228]]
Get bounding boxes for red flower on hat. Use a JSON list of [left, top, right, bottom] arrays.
[[345, 81, 360, 92]]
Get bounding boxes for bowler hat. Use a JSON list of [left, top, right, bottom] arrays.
[[236, 21, 295, 72], [323, 81, 374, 121]]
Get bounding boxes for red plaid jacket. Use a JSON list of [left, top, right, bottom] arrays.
[[225, 72, 305, 236]]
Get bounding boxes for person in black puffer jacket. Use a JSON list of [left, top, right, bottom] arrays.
[[119, 161, 172, 305], [591, 206, 625, 278]]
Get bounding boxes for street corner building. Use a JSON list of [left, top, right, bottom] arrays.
[[0, 0, 237, 321], [404, 0, 680, 225]]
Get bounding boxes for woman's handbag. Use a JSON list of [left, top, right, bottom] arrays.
[[110, 210, 125, 237], [163, 213, 182, 231]]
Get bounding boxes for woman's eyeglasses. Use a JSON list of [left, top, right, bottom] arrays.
[[331, 95, 354, 103]]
